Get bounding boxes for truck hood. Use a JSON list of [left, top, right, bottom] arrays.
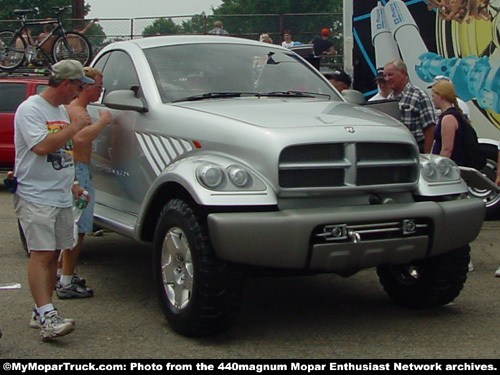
[[175, 98, 402, 128]]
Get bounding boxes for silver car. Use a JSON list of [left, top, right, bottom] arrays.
[[88, 35, 485, 336]]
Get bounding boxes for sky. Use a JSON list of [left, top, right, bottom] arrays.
[[86, 0, 223, 19]]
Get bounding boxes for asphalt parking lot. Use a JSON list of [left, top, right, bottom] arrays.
[[0, 185, 499, 359]]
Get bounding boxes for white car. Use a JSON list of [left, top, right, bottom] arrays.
[[87, 35, 485, 336]]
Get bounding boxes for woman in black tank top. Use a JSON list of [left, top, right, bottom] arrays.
[[430, 80, 468, 166]]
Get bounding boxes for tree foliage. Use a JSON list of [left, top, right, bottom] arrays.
[[0, 0, 77, 25], [211, 0, 343, 45], [214, 0, 342, 14], [0, 1, 106, 47], [142, 0, 343, 45], [142, 18, 182, 37]]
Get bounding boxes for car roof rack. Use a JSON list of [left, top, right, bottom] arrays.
[[0, 66, 51, 78]]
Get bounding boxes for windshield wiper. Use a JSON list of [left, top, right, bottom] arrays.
[[173, 91, 330, 103], [261, 91, 330, 99], [173, 92, 258, 103]]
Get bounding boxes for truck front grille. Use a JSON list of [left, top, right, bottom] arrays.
[[279, 142, 418, 189]]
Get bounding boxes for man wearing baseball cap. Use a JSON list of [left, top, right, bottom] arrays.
[[310, 28, 335, 56], [13, 59, 93, 340], [369, 67, 391, 102], [324, 70, 352, 92]]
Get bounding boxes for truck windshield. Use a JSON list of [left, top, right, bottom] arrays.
[[144, 43, 341, 103]]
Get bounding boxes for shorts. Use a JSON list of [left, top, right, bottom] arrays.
[[75, 162, 95, 234], [14, 195, 74, 252]]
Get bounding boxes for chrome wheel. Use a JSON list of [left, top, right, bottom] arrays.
[[468, 158, 500, 209], [161, 227, 193, 310]]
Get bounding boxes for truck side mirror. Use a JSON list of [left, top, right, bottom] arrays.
[[103, 89, 148, 113]]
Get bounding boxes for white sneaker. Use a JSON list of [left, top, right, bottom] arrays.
[[38, 310, 75, 340], [29, 308, 74, 329], [495, 266, 500, 278]]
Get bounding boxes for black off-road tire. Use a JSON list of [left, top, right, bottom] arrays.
[[153, 199, 244, 337], [377, 245, 470, 309]]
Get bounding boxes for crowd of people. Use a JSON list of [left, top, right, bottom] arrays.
[[208, 22, 337, 57]]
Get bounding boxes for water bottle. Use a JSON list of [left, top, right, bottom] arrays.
[[76, 190, 89, 209], [3, 171, 17, 193]]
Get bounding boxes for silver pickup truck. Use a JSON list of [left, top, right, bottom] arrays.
[[87, 35, 485, 337]]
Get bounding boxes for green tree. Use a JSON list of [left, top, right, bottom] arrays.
[[142, 18, 182, 37], [0, 0, 75, 25], [214, 0, 341, 14], [0, 1, 106, 48], [209, 0, 343, 45], [180, 13, 206, 35]]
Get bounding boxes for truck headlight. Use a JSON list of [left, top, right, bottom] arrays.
[[197, 162, 264, 191], [228, 165, 251, 187], [420, 155, 460, 182], [421, 160, 437, 180], [436, 158, 460, 179], [198, 164, 224, 188]]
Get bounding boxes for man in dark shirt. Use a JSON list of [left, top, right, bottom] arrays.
[[310, 28, 335, 56]]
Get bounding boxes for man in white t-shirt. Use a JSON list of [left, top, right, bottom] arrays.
[[13, 59, 93, 340], [369, 67, 391, 102], [281, 30, 294, 48]]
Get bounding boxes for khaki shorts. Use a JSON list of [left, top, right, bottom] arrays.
[[14, 195, 75, 252]]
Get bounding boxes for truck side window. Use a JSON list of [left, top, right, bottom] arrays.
[[0, 83, 26, 112], [100, 51, 140, 96]]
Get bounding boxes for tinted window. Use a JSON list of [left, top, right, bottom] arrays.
[[99, 51, 140, 97], [0, 83, 26, 112]]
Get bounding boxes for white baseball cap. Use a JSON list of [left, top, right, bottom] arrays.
[[427, 75, 451, 88]]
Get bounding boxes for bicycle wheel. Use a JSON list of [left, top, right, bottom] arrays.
[[52, 31, 92, 66], [0, 30, 25, 70]]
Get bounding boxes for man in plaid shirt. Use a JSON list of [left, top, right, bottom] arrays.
[[208, 21, 229, 36], [384, 59, 436, 153]]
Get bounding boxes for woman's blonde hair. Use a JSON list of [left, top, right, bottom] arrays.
[[259, 33, 273, 43], [432, 80, 469, 123]]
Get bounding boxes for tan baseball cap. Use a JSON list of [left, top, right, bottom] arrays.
[[51, 60, 95, 84]]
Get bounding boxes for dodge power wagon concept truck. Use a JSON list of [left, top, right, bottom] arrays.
[[87, 36, 485, 336]]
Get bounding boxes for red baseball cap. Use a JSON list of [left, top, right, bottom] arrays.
[[320, 28, 331, 36]]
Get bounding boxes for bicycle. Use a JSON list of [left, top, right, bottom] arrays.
[[0, 6, 92, 70]]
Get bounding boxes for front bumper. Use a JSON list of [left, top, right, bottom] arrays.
[[207, 198, 485, 271]]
